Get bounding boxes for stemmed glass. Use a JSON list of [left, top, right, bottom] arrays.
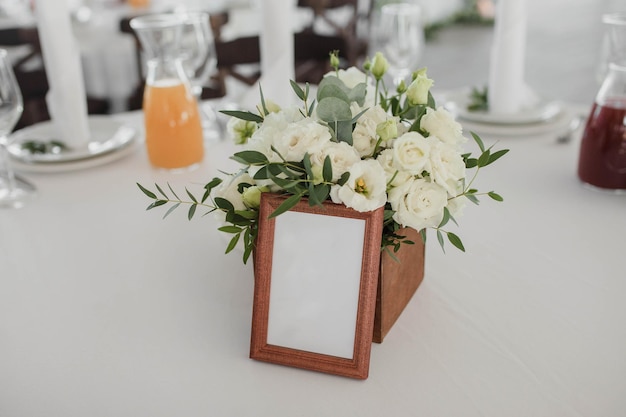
[[0, 48, 35, 209], [177, 10, 222, 142], [375, 3, 424, 87]]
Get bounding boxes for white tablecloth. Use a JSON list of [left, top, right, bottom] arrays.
[[2, 1, 626, 415]]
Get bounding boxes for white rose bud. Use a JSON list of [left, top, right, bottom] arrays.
[[370, 52, 389, 80], [376, 119, 397, 142], [406, 68, 434, 105], [242, 185, 269, 209]]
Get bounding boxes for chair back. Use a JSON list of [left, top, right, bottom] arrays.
[[0, 27, 109, 130]]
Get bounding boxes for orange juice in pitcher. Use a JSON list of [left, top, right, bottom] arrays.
[[129, 13, 204, 171], [143, 80, 204, 169]]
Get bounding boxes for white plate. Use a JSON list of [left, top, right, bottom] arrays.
[[444, 89, 563, 125], [8, 115, 138, 164], [7, 116, 140, 173], [458, 106, 586, 138]]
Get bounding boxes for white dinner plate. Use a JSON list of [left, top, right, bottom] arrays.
[[443, 88, 563, 125], [7, 115, 140, 173]]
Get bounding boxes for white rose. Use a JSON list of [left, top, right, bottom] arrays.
[[272, 117, 332, 162], [377, 149, 413, 187], [420, 107, 467, 147], [429, 139, 466, 196], [388, 178, 448, 231], [392, 131, 431, 175], [330, 159, 387, 212], [310, 141, 361, 182], [247, 108, 305, 161]]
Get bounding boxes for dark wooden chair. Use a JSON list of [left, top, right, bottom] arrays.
[[296, 0, 371, 77], [214, 0, 372, 87], [0, 27, 110, 130]]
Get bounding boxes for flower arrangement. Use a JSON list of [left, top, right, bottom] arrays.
[[138, 52, 508, 264]]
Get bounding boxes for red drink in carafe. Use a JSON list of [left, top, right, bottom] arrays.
[[577, 98, 626, 190]]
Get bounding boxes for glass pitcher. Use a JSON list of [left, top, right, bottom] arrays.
[[130, 13, 204, 171], [597, 12, 626, 83], [577, 62, 626, 191]]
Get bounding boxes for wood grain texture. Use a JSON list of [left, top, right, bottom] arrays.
[[250, 193, 383, 379]]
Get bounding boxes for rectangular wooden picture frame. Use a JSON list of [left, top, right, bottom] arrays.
[[250, 193, 384, 379]]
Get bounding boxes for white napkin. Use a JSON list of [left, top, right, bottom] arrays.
[[35, 0, 90, 148], [487, 0, 534, 114], [254, 0, 296, 108]]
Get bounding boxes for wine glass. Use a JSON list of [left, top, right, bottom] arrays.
[[0, 48, 36, 209], [374, 3, 424, 87], [177, 10, 222, 143]]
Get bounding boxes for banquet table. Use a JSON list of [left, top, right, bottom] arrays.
[[2, 1, 626, 416]]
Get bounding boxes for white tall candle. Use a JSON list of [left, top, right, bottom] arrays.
[[258, 0, 295, 106], [487, 0, 527, 114], [35, 0, 90, 147]]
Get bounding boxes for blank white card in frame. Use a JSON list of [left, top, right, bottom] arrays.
[[266, 210, 366, 359]]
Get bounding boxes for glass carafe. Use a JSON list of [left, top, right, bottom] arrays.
[[577, 63, 626, 191], [597, 12, 626, 83], [130, 13, 204, 171]]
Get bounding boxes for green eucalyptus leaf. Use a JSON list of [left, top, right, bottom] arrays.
[[225, 233, 241, 254], [477, 149, 491, 167], [437, 229, 445, 249], [348, 82, 367, 106], [163, 202, 181, 219], [232, 150, 269, 165], [219, 225, 243, 234], [465, 193, 480, 205], [471, 132, 485, 152], [270, 175, 301, 190], [167, 182, 180, 200], [269, 192, 304, 218], [155, 183, 168, 199], [234, 209, 258, 220], [485, 149, 509, 166], [465, 158, 478, 169], [307, 182, 321, 206], [188, 204, 197, 220], [311, 183, 330, 204], [335, 120, 354, 144], [337, 171, 350, 186], [290, 80, 306, 101], [317, 76, 350, 99], [447, 232, 465, 252], [322, 155, 333, 182], [488, 191, 504, 201], [137, 183, 157, 199], [186, 188, 198, 203], [219, 110, 263, 123], [252, 166, 270, 180], [204, 177, 223, 192], [146, 200, 167, 210], [302, 153, 313, 179], [317, 97, 353, 124], [214, 197, 235, 211]]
